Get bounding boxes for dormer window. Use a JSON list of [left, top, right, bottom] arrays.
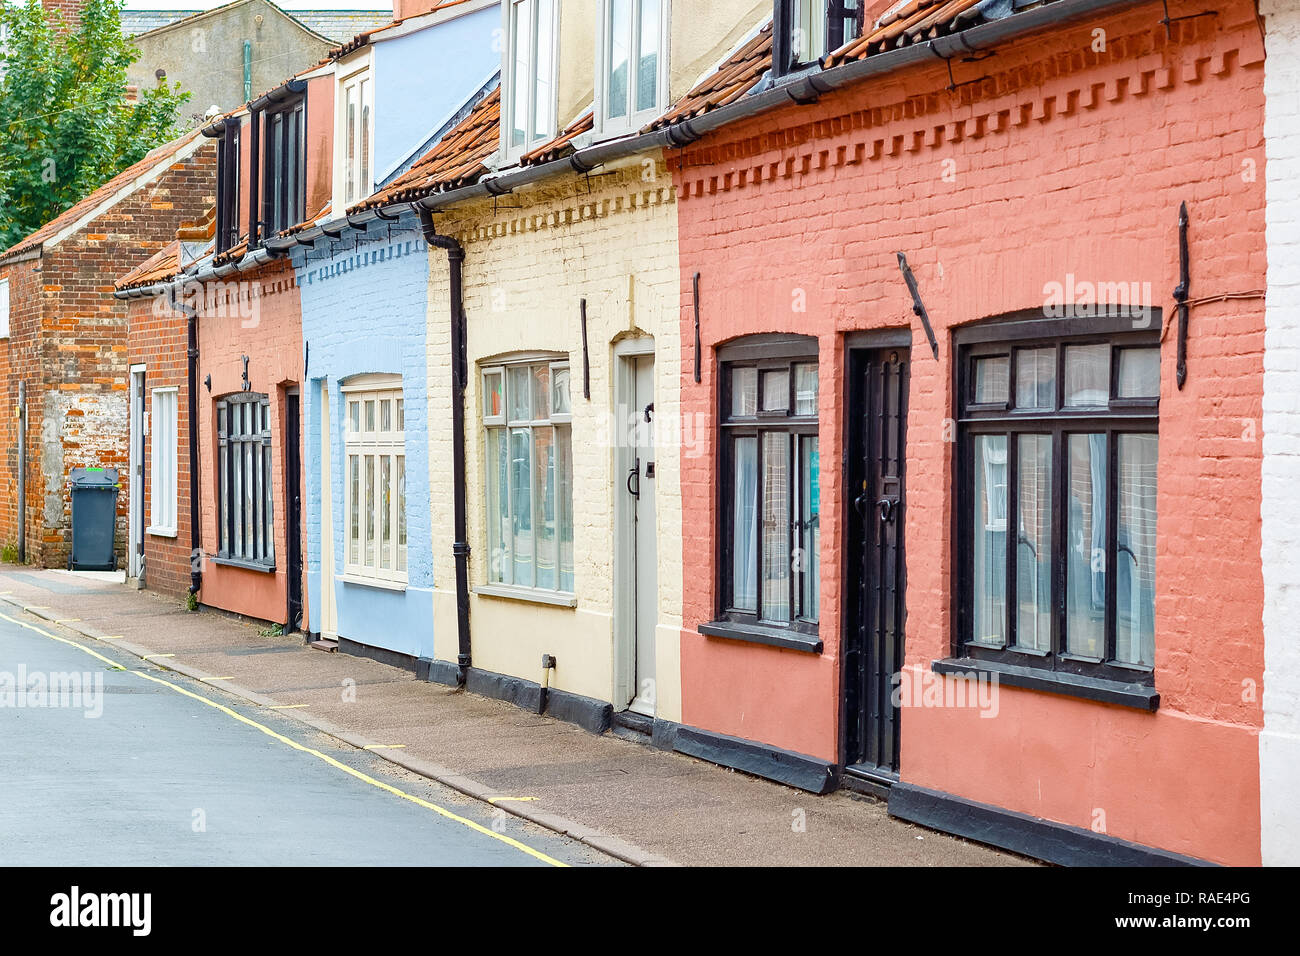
[[773, 0, 863, 78], [337, 63, 374, 208], [596, 0, 669, 137], [258, 93, 306, 238], [502, 0, 558, 159], [215, 117, 242, 254]]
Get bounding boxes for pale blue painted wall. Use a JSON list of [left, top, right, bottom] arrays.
[[371, 6, 500, 184], [295, 214, 433, 659]]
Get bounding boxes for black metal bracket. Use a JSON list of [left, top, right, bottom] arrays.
[[1159, 1, 1218, 39], [580, 298, 591, 400], [896, 252, 939, 360], [692, 271, 702, 383], [1175, 201, 1191, 389], [241, 354, 250, 391]]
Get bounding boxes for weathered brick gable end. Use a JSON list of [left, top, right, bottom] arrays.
[[0, 143, 216, 569]]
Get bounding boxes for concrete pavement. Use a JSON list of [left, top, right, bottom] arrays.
[[0, 567, 1030, 867]]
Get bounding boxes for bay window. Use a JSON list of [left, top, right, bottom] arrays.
[[343, 378, 406, 585], [713, 337, 820, 637], [597, 0, 669, 135], [956, 316, 1161, 685], [482, 359, 574, 595], [216, 393, 274, 567], [503, 0, 558, 158]]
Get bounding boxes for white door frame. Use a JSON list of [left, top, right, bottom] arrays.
[[612, 336, 656, 712], [128, 365, 146, 580], [319, 379, 338, 639]]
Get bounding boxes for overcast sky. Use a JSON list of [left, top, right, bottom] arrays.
[[124, 1, 391, 10]]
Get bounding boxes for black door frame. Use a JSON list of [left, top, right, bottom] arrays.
[[840, 332, 912, 790], [285, 389, 303, 631]]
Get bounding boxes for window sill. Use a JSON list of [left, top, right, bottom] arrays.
[[208, 555, 276, 574], [341, 573, 407, 593], [146, 526, 177, 539], [931, 657, 1159, 712], [474, 584, 577, 608], [699, 621, 822, 654]]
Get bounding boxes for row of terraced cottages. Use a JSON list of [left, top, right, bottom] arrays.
[[97, 0, 1300, 866]]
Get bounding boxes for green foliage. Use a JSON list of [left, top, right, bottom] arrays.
[[0, 543, 18, 564], [257, 622, 285, 639], [0, 0, 190, 250], [185, 590, 198, 612]]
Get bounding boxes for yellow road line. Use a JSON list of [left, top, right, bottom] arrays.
[[363, 744, 407, 751], [99, 635, 126, 641], [141, 653, 175, 660], [54, 619, 81, 624], [488, 796, 539, 804], [203, 676, 237, 682], [1, 611, 567, 867], [268, 704, 310, 710]]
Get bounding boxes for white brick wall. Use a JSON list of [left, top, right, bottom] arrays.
[[1261, 0, 1300, 866]]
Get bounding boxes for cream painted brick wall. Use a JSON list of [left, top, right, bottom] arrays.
[[1261, 0, 1300, 866], [426, 154, 684, 715]]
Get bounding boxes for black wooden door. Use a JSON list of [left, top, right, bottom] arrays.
[[844, 347, 909, 779], [285, 392, 303, 631]]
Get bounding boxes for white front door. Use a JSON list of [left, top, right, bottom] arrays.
[[128, 366, 146, 580], [319, 380, 338, 638], [616, 349, 658, 715]]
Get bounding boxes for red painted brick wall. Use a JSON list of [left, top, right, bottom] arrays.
[[126, 293, 193, 597], [673, 1, 1266, 864], [0, 142, 215, 570]]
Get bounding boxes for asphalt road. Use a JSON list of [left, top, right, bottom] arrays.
[[0, 609, 617, 867]]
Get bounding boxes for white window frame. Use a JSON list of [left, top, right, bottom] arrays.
[[0, 277, 10, 338], [594, 0, 671, 139], [342, 376, 407, 588], [481, 356, 574, 598], [148, 387, 179, 537], [500, 0, 560, 163], [334, 52, 375, 211]]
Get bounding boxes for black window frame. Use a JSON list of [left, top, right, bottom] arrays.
[[215, 392, 275, 571], [258, 94, 306, 239], [215, 117, 242, 255], [708, 334, 821, 646], [953, 310, 1162, 689], [772, 0, 863, 78]]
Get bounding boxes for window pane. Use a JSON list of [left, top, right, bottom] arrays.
[[349, 400, 359, 433], [636, 0, 660, 113], [1117, 434, 1158, 667], [533, 426, 557, 590], [1015, 348, 1055, 410], [508, 366, 531, 422], [606, 0, 630, 120], [551, 366, 571, 416], [1066, 434, 1107, 658], [799, 436, 820, 622], [973, 355, 1009, 404], [731, 367, 757, 417], [380, 455, 392, 570], [732, 437, 758, 611], [511, 0, 530, 148], [396, 455, 407, 573], [396, 399, 404, 431], [533, 0, 554, 138], [531, 364, 551, 421], [760, 431, 791, 623], [483, 370, 503, 418], [1117, 347, 1161, 399], [972, 435, 1007, 646], [345, 83, 357, 203], [349, 455, 359, 565], [486, 428, 509, 584], [1015, 435, 1052, 652], [1064, 344, 1110, 407], [365, 399, 375, 431], [557, 425, 574, 591], [510, 429, 534, 585], [380, 399, 392, 432], [796, 0, 826, 61], [761, 368, 790, 412], [360, 78, 371, 199], [794, 363, 818, 415], [364, 454, 375, 568]]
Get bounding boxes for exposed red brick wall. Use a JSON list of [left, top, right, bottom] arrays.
[[0, 256, 45, 560], [673, 1, 1266, 864], [41, 0, 83, 32], [0, 142, 215, 570], [126, 293, 193, 597]]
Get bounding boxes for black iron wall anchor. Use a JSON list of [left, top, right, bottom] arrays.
[[896, 252, 940, 360], [1175, 201, 1191, 390], [579, 298, 591, 400], [692, 271, 702, 383], [240, 354, 251, 391]]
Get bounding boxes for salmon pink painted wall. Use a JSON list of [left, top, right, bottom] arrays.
[[196, 260, 305, 624], [674, 0, 1266, 864]]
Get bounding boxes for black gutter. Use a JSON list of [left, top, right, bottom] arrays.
[[169, 283, 203, 598], [415, 204, 472, 685]]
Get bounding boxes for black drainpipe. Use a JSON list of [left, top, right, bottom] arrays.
[[169, 283, 202, 597], [415, 205, 471, 684]]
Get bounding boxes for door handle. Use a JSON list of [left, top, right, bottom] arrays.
[[854, 492, 870, 518], [627, 458, 641, 499], [878, 497, 898, 523]]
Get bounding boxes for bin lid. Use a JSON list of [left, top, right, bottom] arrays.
[[69, 466, 119, 487]]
